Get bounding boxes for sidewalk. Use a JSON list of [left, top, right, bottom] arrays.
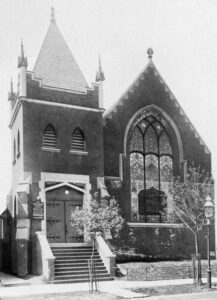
[[0, 272, 217, 299]]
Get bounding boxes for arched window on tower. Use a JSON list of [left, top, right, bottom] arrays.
[[17, 130, 20, 158], [71, 128, 85, 151], [43, 124, 57, 149], [13, 139, 16, 164], [130, 114, 173, 223]]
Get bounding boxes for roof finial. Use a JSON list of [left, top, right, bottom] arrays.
[[51, 7, 56, 23], [147, 48, 154, 60], [21, 38, 24, 58], [18, 38, 28, 68], [96, 55, 105, 82]]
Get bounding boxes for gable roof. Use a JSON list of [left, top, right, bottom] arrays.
[[33, 20, 88, 93], [104, 59, 210, 154]]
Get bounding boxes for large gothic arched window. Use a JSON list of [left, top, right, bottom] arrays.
[[130, 113, 173, 223]]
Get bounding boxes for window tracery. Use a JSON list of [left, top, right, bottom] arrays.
[[129, 110, 173, 222]]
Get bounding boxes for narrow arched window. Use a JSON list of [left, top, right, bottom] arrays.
[[43, 124, 57, 148], [17, 131, 20, 157], [71, 128, 85, 151], [13, 139, 16, 164]]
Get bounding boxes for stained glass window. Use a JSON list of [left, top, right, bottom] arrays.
[[159, 132, 172, 155], [144, 126, 158, 154], [129, 112, 173, 222], [138, 120, 148, 133], [152, 121, 163, 134], [130, 153, 144, 181], [130, 127, 143, 152], [160, 156, 173, 182], [145, 154, 159, 189]]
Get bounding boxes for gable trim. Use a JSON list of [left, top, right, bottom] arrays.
[[45, 182, 86, 194], [104, 61, 152, 121]]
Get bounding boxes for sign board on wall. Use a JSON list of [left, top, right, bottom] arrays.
[[33, 199, 44, 220]]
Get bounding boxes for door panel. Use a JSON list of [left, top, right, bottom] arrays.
[[46, 200, 65, 243], [65, 202, 83, 243]]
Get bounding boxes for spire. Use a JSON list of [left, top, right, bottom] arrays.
[[18, 39, 28, 68], [50, 7, 56, 24], [8, 77, 15, 101], [95, 55, 105, 82], [147, 48, 154, 60], [33, 9, 88, 93]]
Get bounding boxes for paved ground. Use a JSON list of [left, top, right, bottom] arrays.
[[142, 291, 217, 300], [1, 291, 121, 300], [0, 272, 217, 299]]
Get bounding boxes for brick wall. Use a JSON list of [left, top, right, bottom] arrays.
[[23, 101, 104, 184]]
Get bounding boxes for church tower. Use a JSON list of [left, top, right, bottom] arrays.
[[8, 8, 104, 277]]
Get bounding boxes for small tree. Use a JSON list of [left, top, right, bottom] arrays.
[[169, 166, 214, 257], [71, 192, 124, 240]]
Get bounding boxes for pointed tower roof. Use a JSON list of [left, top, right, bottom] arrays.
[[8, 77, 16, 101], [95, 56, 105, 82], [33, 8, 88, 93], [18, 39, 28, 68]]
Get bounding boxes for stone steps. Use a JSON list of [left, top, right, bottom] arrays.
[[51, 245, 114, 284]]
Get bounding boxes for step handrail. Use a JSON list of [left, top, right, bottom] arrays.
[[35, 231, 55, 282], [95, 232, 116, 277]]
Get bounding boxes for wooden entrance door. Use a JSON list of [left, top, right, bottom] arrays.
[[46, 187, 83, 243]]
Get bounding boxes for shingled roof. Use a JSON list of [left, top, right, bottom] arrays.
[[33, 16, 88, 93]]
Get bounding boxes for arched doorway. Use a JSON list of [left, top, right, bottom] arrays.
[[46, 185, 84, 243]]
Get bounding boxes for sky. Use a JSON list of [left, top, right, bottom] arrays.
[[0, 0, 217, 210]]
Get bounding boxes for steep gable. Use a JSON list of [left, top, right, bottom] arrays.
[[104, 58, 210, 155]]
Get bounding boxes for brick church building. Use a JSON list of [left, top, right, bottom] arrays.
[[4, 9, 214, 279]]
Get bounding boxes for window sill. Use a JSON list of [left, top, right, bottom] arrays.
[[41, 147, 61, 153], [70, 150, 88, 156], [127, 222, 184, 228], [17, 152, 20, 159]]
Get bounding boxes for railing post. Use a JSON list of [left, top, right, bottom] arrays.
[[89, 232, 98, 293]]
